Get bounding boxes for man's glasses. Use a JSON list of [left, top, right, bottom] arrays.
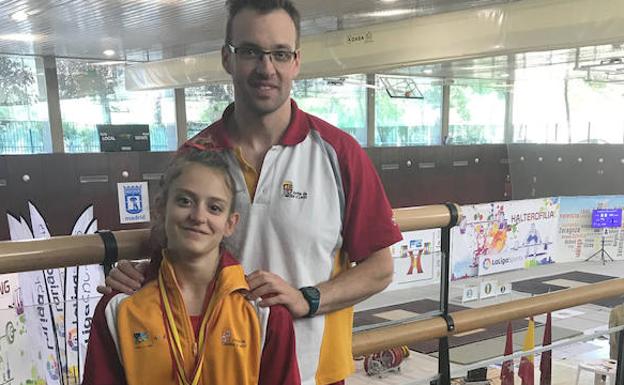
[[227, 43, 298, 65]]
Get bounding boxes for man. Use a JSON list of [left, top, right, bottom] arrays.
[[609, 303, 624, 360], [101, 0, 402, 383]]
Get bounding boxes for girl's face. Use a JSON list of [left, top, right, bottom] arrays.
[[164, 163, 239, 260]]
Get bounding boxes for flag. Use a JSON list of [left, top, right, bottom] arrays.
[[11, 214, 63, 385], [77, 218, 105, 384], [29, 202, 66, 384], [500, 321, 515, 385], [27, 203, 66, 385], [65, 205, 94, 384], [518, 317, 535, 385], [540, 313, 552, 385]]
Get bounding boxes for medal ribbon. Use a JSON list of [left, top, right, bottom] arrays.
[[158, 267, 212, 385]]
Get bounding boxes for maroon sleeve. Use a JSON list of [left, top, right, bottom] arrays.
[[82, 293, 127, 385], [258, 305, 301, 385], [311, 116, 403, 262]]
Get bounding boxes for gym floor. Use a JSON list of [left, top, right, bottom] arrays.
[[348, 260, 624, 385]]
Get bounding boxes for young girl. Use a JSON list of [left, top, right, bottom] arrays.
[[83, 147, 300, 385]]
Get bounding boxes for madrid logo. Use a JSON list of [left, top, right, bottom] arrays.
[[117, 182, 150, 223], [124, 185, 143, 214]]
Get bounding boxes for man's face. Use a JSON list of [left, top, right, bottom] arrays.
[[223, 8, 300, 116]]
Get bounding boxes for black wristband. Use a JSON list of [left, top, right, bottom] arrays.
[[97, 230, 118, 276]]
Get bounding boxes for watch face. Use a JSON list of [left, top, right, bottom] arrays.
[[301, 287, 320, 317], [303, 287, 320, 300]]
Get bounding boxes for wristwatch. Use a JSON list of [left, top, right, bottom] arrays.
[[299, 286, 320, 317]]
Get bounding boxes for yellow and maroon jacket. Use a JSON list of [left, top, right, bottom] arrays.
[[83, 250, 300, 385]]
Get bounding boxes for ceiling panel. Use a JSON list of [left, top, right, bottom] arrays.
[[383, 43, 624, 83], [0, 0, 520, 61]]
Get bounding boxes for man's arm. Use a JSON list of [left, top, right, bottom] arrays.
[[246, 247, 393, 318]]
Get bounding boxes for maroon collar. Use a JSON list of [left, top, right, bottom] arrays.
[[146, 246, 239, 282], [190, 99, 310, 149]]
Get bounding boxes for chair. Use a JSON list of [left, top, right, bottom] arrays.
[[575, 360, 616, 385]]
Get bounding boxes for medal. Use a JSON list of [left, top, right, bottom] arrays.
[[158, 260, 212, 385]]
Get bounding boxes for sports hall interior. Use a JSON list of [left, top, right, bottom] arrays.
[[1, 0, 624, 384]]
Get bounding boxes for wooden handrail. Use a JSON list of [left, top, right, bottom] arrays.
[[0, 203, 621, 359], [0, 229, 150, 274], [393, 204, 459, 232], [0, 204, 460, 274], [352, 277, 624, 356]]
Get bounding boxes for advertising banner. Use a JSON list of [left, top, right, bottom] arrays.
[[5, 203, 104, 384], [28, 202, 66, 384], [557, 195, 624, 262], [386, 229, 440, 291], [451, 197, 560, 279], [7, 213, 51, 384]]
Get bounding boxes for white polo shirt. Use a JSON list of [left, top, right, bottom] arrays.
[[187, 100, 402, 385]]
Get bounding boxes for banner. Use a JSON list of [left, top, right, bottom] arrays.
[[7, 214, 49, 384], [76, 219, 104, 383], [5, 203, 104, 384], [557, 195, 624, 262], [65, 206, 95, 383], [451, 198, 560, 279], [385, 229, 440, 291], [27, 203, 65, 385]]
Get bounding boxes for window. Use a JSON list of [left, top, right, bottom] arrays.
[[513, 64, 569, 143], [448, 80, 506, 145], [293, 75, 367, 146], [0, 55, 50, 154], [375, 75, 442, 146], [513, 63, 624, 144], [185, 84, 234, 139], [57, 59, 177, 153]]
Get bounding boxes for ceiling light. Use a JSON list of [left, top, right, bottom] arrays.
[[11, 10, 29, 21], [379, 0, 400, 2], [103, 49, 116, 57], [357, 9, 417, 18], [0, 33, 41, 42], [501, 73, 509, 78], [91, 60, 126, 66], [423, 69, 433, 75]]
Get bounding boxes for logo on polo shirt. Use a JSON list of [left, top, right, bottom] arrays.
[[221, 328, 247, 348], [132, 331, 153, 348], [281, 180, 308, 200]]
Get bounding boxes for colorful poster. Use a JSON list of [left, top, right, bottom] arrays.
[[557, 195, 624, 262], [385, 229, 440, 291], [451, 198, 560, 279]]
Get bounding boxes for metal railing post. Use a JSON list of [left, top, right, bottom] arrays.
[[432, 203, 459, 385]]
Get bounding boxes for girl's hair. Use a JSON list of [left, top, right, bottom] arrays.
[[148, 147, 237, 260]]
